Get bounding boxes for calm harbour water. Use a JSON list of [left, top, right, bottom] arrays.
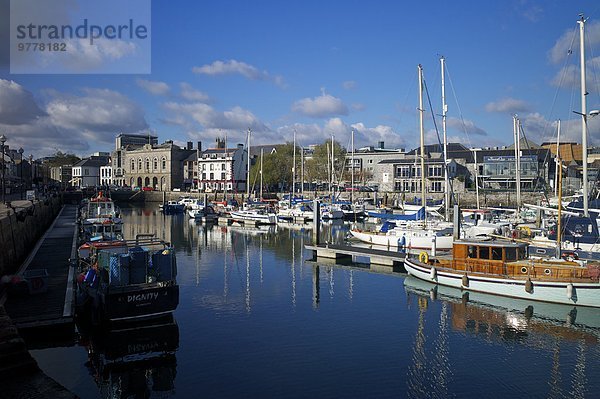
[[32, 204, 600, 398]]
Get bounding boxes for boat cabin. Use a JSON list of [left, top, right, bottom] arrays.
[[453, 239, 528, 262]]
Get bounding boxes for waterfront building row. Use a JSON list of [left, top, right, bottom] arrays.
[[48, 133, 599, 197]]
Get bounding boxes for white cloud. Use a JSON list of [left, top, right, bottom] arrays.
[[517, 112, 600, 146], [485, 97, 531, 114], [192, 59, 286, 88], [351, 103, 366, 111], [291, 92, 349, 118], [166, 103, 269, 136], [179, 83, 210, 102], [351, 122, 406, 149], [275, 118, 405, 149], [136, 79, 170, 95], [0, 86, 148, 157], [549, 20, 600, 65], [514, 1, 543, 22], [47, 88, 148, 134], [550, 58, 600, 93], [447, 117, 488, 136], [0, 79, 46, 125], [342, 80, 356, 90]]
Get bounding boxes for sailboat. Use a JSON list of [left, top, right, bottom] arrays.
[[349, 65, 454, 250], [528, 16, 600, 256], [231, 131, 277, 225]]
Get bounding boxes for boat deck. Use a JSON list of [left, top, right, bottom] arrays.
[[4, 204, 78, 330]]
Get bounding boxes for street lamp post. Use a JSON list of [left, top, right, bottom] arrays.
[[0, 135, 6, 204], [29, 154, 33, 189], [18, 147, 24, 200]]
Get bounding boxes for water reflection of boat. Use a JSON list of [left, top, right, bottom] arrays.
[[227, 224, 277, 236], [81, 315, 179, 398], [404, 275, 600, 333]]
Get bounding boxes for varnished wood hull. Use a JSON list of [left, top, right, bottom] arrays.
[[404, 257, 600, 308]]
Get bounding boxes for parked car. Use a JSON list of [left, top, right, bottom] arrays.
[[142, 186, 154, 191]]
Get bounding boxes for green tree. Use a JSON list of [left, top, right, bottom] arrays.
[[46, 151, 81, 167], [249, 143, 297, 193], [305, 140, 347, 191]]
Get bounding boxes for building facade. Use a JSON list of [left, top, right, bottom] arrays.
[[112, 133, 159, 187], [50, 165, 73, 188], [71, 158, 107, 188], [100, 165, 113, 186], [121, 141, 194, 191]]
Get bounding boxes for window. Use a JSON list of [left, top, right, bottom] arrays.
[[138, 158, 142, 170], [202, 164, 206, 171], [153, 157, 158, 170], [221, 172, 226, 180], [428, 165, 442, 177], [210, 164, 214, 171], [131, 159, 135, 171], [162, 157, 166, 170], [505, 248, 516, 261], [492, 247, 502, 260], [84, 168, 89, 175], [209, 172, 214, 180], [430, 181, 442, 192], [479, 247, 490, 260], [467, 246, 476, 258], [222, 163, 226, 171], [202, 173, 206, 180], [145, 157, 150, 171]]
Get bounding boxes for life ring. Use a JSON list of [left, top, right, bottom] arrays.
[[419, 251, 429, 264]]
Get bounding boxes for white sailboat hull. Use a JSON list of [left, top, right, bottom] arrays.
[[349, 229, 453, 250], [230, 210, 277, 225], [404, 257, 600, 308]]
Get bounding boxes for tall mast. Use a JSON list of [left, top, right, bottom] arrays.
[[292, 129, 296, 199], [418, 64, 427, 225], [331, 135, 335, 201], [474, 148, 480, 209], [301, 145, 304, 196], [513, 115, 521, 208], [555, 120, 561, 197], [246, 128, 251, 200], [578, 15, 589, 217], [556, 138, 562, 257], [224, 130, 228, 201], [517, 119, 522, 207], [440, 56, 450, 221], [260, 148, 264, 201], [351, 129, 355, 204]]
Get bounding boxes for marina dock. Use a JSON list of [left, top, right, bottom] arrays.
[[306, 243, 407, 269], [3, 204, 78, 330]]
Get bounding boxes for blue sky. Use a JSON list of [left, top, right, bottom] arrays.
[[1, 0, 600, 158]]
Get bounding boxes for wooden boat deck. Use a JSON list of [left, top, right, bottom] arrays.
[[4, 204, 78, 330]]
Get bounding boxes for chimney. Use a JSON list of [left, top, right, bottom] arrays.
[[187, 141, 193, 150], [197, 141, 202, 151], [378, 141, 384, 149]]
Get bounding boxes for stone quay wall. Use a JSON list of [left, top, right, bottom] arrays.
[[0, 197, 62, 278]]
